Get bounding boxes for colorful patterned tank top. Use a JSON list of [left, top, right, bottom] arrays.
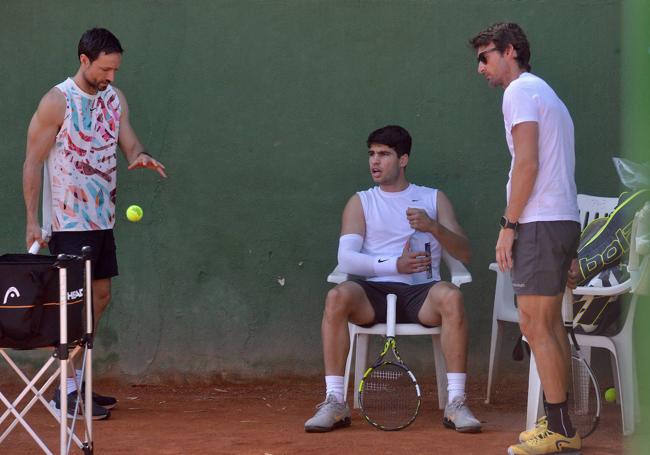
[[44, 78, 121, 232]]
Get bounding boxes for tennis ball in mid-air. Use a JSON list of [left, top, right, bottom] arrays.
[[126, 205, 143, 222], [604, 387, 617, 403]]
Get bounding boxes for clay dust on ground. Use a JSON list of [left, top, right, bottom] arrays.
[[0, 376, 627, 454]]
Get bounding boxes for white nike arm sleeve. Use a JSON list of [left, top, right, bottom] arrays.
[[337, 234, 398, 277]]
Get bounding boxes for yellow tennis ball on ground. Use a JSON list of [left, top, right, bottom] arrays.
[[604, 387, 617, 403], [126, 205, 143, 222]]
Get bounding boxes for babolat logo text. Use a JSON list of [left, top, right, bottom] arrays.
[[579, 225, 631, 276], [3, 287, 20, 304], [68, 289, 84, 300]]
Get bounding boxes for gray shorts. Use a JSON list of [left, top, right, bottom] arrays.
[[511, 221, 580, 296]]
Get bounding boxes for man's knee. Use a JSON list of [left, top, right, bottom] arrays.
[[518, 305, 555, 343], [433, 283, 465, 319], [92, 282, 112, 315], [324, 286, 354, 319]]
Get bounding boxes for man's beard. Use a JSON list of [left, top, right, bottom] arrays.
[[83, 74, 108, 92]]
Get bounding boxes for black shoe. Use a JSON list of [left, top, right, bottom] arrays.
[[50, 389, 110, 421], [81, 383, 118, 410], [91, 391, 117, 410]]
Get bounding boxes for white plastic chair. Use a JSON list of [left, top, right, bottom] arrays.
[[328, 249, 472, 410], [486, 194, 619, 404], [525, 204, 647, 435]]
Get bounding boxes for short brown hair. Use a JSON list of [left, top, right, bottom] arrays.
[[469, 22, 531, 72], [367, 125, 412, 157]]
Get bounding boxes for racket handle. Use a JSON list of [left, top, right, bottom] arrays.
[[28, 228, 51, 254], [386, 293, 397, 337], [28, 240, 41, 254]]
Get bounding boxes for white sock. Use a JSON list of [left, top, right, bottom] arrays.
[[325, 375, 344, 403], [447, 372, 467, 403]]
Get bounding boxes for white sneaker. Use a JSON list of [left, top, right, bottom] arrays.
[[443, 395, 481, 433], [304, 394, 351, 433]]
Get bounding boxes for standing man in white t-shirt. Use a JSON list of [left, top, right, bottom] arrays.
[[470, 23, 582, 455], [304, 125, 481, 434]]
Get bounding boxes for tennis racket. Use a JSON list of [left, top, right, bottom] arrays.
[[563, 289, 601, 438], [359, 293, 421, 430]]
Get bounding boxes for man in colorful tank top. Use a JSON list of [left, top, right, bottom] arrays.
[[304, 125, 481, 433], [23, 28, 167, 420]]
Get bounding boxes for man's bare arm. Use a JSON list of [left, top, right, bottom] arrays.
[[495, 120, 539, 272], [23, 88, 65, 249], [505, 121, 539, 222], [406, 191, 472, 264], [115, 88, 167, 178], [340, 194, 365, 237]]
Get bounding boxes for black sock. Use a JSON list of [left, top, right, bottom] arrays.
[[545, 399, 575, 437]]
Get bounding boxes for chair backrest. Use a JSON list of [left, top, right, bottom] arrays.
[[629, 203, 650, 295], [577, 194, 619, 230]]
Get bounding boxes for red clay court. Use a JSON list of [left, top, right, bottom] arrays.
[[1, 375, 626, 454]]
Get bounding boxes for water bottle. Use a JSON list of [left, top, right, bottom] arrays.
[[409, 230, 432, 284]]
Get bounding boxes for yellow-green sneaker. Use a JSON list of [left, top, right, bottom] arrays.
[[519, 416, 548, 443], [508, 429, 581, 454]]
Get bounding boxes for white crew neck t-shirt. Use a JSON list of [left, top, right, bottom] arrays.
[[502, 72, 579, 223]]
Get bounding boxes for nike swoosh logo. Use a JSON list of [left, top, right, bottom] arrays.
[[378, 259, 388, 263], [411, 199, 420, 202]]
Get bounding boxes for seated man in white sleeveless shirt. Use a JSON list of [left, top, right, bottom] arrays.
[[305, 125, 481, 433]]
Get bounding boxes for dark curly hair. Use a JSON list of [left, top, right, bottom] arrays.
[[78, 28, 123, 62], [469, 22, 531, 72]]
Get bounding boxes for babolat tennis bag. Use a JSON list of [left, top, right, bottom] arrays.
[[0, 254, 84, 349], [572, 264, 629, 335], [577, 189, 650, 285]]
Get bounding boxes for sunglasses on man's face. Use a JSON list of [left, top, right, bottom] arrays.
[[477, 47, 499, 64]]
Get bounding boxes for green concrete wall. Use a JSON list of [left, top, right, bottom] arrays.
[[0, 0, 622, 379]]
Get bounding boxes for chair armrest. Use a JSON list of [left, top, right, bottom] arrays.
[[442, 250, 472, 287], [490, 262, 633, 297], [327, 265, 350, 285], [573, 279, 633, 297], [329, 250, 473, 288]]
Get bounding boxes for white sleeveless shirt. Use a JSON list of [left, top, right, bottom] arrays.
[[43, 78, 121, 232], [357, 184, 442, 284]]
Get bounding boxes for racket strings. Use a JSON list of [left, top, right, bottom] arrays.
[[568, 354, 600, 438], [360, 363, 420, 430]]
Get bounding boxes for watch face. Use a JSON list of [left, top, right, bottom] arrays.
[[500, 216, 517, 229]]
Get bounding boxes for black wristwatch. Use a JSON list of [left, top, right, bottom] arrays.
[[500, 216, 519, 231]]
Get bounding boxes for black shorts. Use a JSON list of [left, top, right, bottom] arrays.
[[512, 221, 580, 296], [352, 279, 439, 327], [49, 229, 119, 280]]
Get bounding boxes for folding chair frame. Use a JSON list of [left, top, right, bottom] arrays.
[[0, 248, 95, 455]]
